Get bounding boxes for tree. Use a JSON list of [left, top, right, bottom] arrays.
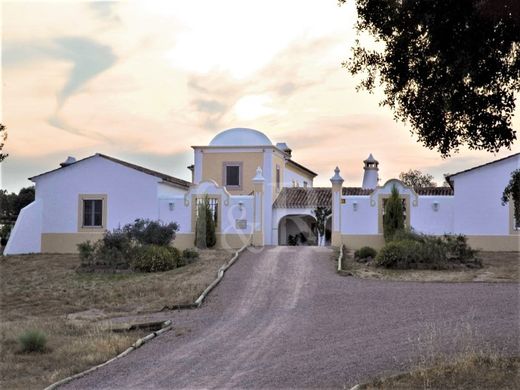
[[501, 169, 520, 226], [383, 185, 404, 241], [341, 0, 520, 156], [0, 186, 35, 223], [194, 196, 216, 249], [313, 206, 332, 246], [0, 124, 7, 162], [399, 169, 436, 189]]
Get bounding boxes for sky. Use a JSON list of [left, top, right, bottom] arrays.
[[1, 0, 519, 193]]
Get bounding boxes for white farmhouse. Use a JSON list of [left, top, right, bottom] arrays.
[[5, 128, 519, 254]]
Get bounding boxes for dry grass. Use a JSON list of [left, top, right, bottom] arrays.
[[361, 354, 520, 390], [360, 321, 520, 390], [340, 251, 519, 283], [0, 249, 232, 389]]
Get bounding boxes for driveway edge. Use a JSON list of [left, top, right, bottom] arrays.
[[43, 320, 172, 390]]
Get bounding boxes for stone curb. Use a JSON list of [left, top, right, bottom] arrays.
[[43, 320, 172, 390], [337, 244, 344, 272], [160, 240, 251, 311]]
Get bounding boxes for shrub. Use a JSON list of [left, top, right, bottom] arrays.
[[18, 330, 47, 353], [355, 246, 377, 260], [123, 219, 178, 246], [383, 185, 405, 241], [182, 248, 199, 263], [375, 240, 422, 268], [443, 234, 477, 261], [131, 245, 180, 272], [78, 240, 96, 267]]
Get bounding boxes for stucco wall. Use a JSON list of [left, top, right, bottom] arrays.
[[284, 163, 314, 188], [411, 196, 454, 234], [452, 155, 519, 236], [34, 156, 163, 234], [200, 150, 263, 195], [4, 200, 42, 254]]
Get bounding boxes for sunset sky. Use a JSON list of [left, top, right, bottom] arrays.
[[2, 0, 519, 193]]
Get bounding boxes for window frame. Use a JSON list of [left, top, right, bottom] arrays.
[[222, 162, 243, 190], [78, 194, 107, 232]]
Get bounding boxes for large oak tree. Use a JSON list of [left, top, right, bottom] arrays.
[[341, 0, 520, 156]]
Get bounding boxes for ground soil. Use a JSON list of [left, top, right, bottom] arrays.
[[0, 249, 232, 389], [65, 246, 518, 389]]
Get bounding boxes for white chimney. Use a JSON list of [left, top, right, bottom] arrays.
[[60, 156, 76, 167], [362, 153, 379, 189]]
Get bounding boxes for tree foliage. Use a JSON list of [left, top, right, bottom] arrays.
[[0, 124, 7, 163], [194, 196, 216, 249], [313, 206, 332, 246], [0, 186, 35, 223], [341, 0, 520, 156], [501, 169, 520, 224], [383, 185, 404, 241], [399, 169, 436, 189]]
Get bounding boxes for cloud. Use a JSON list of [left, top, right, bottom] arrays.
[[54, 37, 116, 107], [89, 1, 118, 20], [48, 113, 110, 142], [3, 37, 116, 108]]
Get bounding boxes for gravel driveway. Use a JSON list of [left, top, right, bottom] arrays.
[[67, 246, 519, 389]]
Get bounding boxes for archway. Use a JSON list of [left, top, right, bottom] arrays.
[[278, 214, 318, 246]]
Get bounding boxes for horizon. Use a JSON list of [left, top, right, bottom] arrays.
[[2, 0, 519, 193]]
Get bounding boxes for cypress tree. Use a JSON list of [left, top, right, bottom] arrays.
[[383, 185, 404, 241]]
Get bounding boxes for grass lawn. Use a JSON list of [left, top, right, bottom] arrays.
[[340, 250, 519, 282], [360, 354, 520, 390], [0, 249, 232, 389]]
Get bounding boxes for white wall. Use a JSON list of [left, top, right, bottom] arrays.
[[452, 155, 519, 235], [284, 165, 313, 188], [411, 196, 454, 235], [34, 156, 163, 233], [158, 197, 191, 232], [341, 196, 378, 234], [4, 200, 42, 254]]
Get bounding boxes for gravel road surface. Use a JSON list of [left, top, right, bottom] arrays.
[[67, 246, 519, 389]]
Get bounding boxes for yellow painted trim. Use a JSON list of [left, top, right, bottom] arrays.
[[341, 234, 385, 250], [42, 232, 104, 253], [77, 194, 107, 233], [466, 235, 520, 252]]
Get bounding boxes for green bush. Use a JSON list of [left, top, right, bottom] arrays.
[[375, 232, 478, 270], [182, 248, 199, 264], [18, 330, 47, 353], [354, 246, 377, 259], [0, 224, 12, 246], [123, 219, 179, 246], [78, 240, 96, 268], [131, 245, 180, 272]]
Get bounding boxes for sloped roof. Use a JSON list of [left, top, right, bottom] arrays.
[[30, 153, 191, 189], [273, 187, 331, 208], [415, 186, 453, 196], [446, 152, 520, 183], [342, 187, 374, 196]]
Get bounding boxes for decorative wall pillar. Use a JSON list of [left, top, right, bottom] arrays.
[[330, 166, 344, 247], [252, 166, 265, 247]]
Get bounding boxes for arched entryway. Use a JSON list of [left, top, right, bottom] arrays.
[[278, 214, 318, 246]]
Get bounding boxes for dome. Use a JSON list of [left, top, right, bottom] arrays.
[[209, 128, 272, 147]]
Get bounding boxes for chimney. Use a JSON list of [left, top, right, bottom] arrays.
[[361, 153, 379, 189], [276, 142, 292, 158], [60, 156, 76, 167], [187, 164, 194, 183]]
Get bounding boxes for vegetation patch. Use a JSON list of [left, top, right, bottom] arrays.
[[0, 249, 231, 389], [18, 329, 48, 353]]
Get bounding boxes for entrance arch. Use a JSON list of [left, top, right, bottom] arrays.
[[278, 214, 317, 246]]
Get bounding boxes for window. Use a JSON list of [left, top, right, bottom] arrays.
[[223, 162, 242, 189], [83, 199, 103, 227], [276, 165, 281, 190]]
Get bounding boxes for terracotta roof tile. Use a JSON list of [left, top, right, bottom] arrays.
[[342, 187, 374, 196], [273, 187, 331, 208], [415, 186, 453, 196]]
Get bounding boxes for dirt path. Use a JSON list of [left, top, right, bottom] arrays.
[[67, 246, 519, 389]]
